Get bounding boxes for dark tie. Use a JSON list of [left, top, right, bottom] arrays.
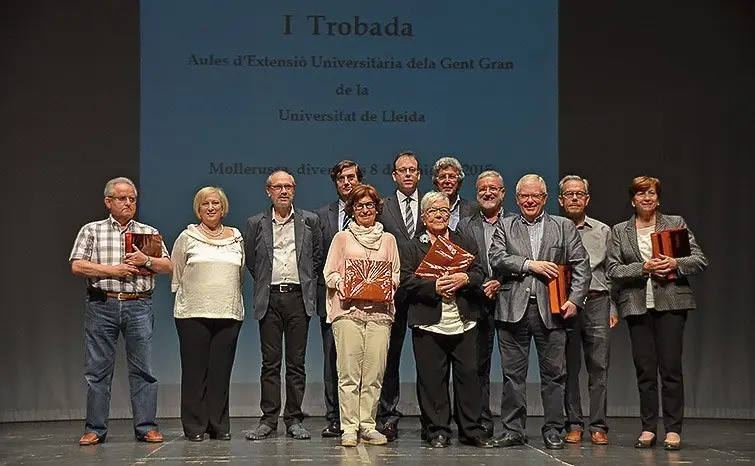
[[404, 197, 415, 238], [341, 212, 351, 231]]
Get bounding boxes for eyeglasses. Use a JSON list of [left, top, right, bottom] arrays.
[[394, 167, 418, 175], [268, 184, 295, 192], [108, 196, 137, 203], [477, 186, 503, 194], [436, 174, 459, 181], [425, 207, 451, 216], [516, 193, 546, 201], [560, 191, 587, 199], [353, 202, 376, 211]]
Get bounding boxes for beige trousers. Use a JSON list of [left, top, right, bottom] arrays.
[[332, 318, 391, 434]]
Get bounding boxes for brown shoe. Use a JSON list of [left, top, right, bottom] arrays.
[[137, 429, 164, 443], [564, 429, 583, 443], [590, 431, 609, 445], [79, 432, 104, 446], [663, 432, 681, 450]]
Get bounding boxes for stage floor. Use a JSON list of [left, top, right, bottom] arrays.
[[1, 417, 754, 465]]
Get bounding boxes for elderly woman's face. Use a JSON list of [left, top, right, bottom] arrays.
[[353, 195, 377, 227], [422, 198, 451, 235], [199, 192, 224, 227], [632, 184, 659, 216]]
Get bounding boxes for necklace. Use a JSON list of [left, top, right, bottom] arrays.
[[199, 223, 224, 238]]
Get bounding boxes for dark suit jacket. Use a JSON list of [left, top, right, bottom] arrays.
[[314, 200, 340, 317], [451, 197, 476, 229], [456, 209, 518, 315], [399, 230, 485, 327], [378, 190, 425, 245], [244, 207, 322, 320], [606, 212, 708, 318], [489, 212, 591, 329]]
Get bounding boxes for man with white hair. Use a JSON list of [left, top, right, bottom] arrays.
[[432, 156, 475, 230]]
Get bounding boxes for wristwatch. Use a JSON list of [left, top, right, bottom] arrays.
[[144, 256, 152, 269]]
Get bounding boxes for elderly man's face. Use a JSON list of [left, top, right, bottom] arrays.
[[516, 178, 547, 222], [476, 176, 505, 212], [335, 166, 359, 201], [434, 167, 461, 198], [104, 183, 137, 224], [266, 172, 296, 210], [422, 197, 451, 236], [558, 179, 590, 218]]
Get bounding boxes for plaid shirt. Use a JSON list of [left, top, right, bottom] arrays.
[[69, 215, 169, 293]]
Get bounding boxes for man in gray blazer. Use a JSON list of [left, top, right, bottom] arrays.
[[489, 174, 590, 450], [432, 156, 476, 230], [374, 150, 424, 441], [314, 160, 362, 438], [243, 170, 322, 441], [456, 170, 515, 437]]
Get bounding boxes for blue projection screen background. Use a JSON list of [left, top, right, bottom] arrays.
[[141, 1, 557, 416]]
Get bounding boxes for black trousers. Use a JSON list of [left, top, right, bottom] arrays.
[[412, 326, 485, 440], [259, 290, 310, 429], [476, 309, 496, 431], [497, 302, 567, 438], [175, 317, 242, 437], [377, 301, 408, 427], [626, 309, 687, 435], [319, 317, 340, 424], [564, 293, 610, 434]]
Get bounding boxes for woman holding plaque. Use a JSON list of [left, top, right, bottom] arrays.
[[607, 176, 708, 450], [323, 184, 400, 447], [399, 191, 495, 449], [171, 186, 245, 442]]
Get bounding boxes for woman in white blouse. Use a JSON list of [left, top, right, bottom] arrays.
[[171, 186, 245, 442]]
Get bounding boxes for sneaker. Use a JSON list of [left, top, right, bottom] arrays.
[[341, 432, 358, 447], [360, 429, 387, 445], [245, 424, 275, 441], [287, 423, 311, 440]]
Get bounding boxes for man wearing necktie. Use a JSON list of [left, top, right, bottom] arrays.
[[314, 160, 363, 438], [375, 151, 424, 441]]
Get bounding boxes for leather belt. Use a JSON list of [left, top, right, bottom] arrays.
[[105, 291, 152, 301], [587, 290, 609, 300], [270, 283, 302, 293]]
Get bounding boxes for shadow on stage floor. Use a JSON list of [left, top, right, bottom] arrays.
[[1, 416, 754, 465]]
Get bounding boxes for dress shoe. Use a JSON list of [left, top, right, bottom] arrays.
[[591, 431, 609, 445], [492, 433, 526, 448], [459, 436, 496, 448], [321, 420, 343, 438], [634, 432, 657, 449], [79, 432, 105, 446], [428, 433, 450, 448], [185, 434, 203, 442], [564, 429, 583, 443], [287, 423, 311, 440], [378, 422, 398, 442], [137, 430, 164, 443], [245, 424, 275, 440], [663, 432, 681, 450], [209, 432, 231, 441], [543, 433, 564, 450], [480, 425, 494, 439]]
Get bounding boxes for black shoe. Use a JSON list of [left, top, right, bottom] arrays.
[[460, 436, 496, 448], [635, 434, 657, 449], [185, 434, 204, 442], [492, 433, 526, 448], [208, 432, 231, 441], [379, 422, 398, 442], [480, 425, 494, 439], [321, 420, 343, 438], [428, 434, 450, 448], [543, 433, 564, 450]]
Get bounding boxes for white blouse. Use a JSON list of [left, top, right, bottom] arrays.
[[171, 225, 245, 320], [636, 225, 655, 309]]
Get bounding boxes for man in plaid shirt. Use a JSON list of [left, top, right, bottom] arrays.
[[69, 176, 172, 446]]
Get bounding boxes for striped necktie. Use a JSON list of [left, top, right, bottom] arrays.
[[404, 197, 415, 238], [341, 212, 351, 231]]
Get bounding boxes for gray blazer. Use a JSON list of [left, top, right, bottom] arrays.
[[244, 207, 322, 320], [489, 212, 591, 329], [606, 213, 708, 318], [314, 200, 340, 317]]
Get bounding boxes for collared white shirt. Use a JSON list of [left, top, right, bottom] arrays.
[[271, 206, 300, 285], [396, 189, 419, 233]]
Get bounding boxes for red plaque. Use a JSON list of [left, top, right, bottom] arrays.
[[343, 259, 393, 302]]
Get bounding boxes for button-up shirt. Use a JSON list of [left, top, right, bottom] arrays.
[[576, 215, 618, 316], [271, 207, 300, 285], [521, 212, 545, 296]]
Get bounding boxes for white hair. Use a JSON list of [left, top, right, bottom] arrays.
[[104, 177, 137, 197], [515, 174, 547, 195]]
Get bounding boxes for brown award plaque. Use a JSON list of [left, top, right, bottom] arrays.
[[343, 259, 393, 302], [414, 235, 475, 279], [547, 264, 572, 314], [124, 232, 163, 275], [650, 228, 690, 280]]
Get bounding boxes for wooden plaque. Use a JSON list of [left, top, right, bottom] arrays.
[[650, 228, 690, 280], [547, 264, 572, 314], [343, 259, 393, 302]]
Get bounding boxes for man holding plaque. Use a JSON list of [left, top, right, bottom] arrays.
[[314, 160, 363, 438], [244, 170, 322, 441], [322, 184, 400, 447], [69, 176, 172, 445], [557, 175, 618, 446], [489, 174, 590, 450], [375, 150, 424, 441]]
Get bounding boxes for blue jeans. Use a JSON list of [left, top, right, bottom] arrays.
[[84, 297, 158, 438]]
